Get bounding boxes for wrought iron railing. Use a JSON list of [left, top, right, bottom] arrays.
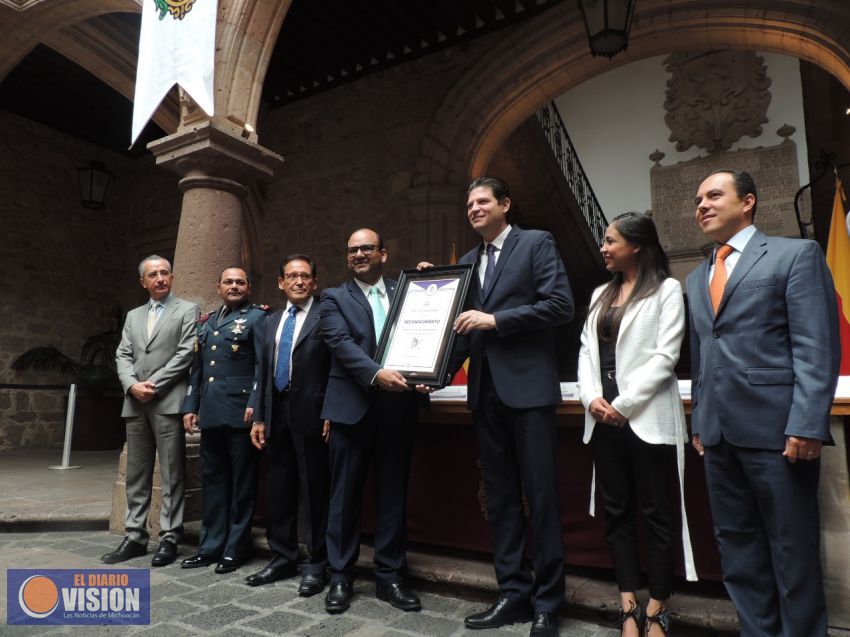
[[536, 101, 607, 244]]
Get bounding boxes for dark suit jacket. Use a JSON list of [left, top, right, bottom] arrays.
[[182, 303, 266, 429], [448, 226, 574, 410], [686, 230, 840, 448], [254, 298, 331, 439], [319, 278, 421, 425]]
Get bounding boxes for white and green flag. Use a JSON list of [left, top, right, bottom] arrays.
[[131, 0, 217, 145]]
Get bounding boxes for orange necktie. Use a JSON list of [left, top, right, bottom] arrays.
[[710, 244, 734, 315]]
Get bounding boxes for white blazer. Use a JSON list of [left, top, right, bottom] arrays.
[[578, 277, 686, 444], [577, 276, 696, 581]]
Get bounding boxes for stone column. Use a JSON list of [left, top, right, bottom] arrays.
[[108, 123, 283, 538], [148, 121, 283, 309]]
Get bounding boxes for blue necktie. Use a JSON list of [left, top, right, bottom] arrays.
[[274, 305, 299, 391], [482, 243, 496, 295]]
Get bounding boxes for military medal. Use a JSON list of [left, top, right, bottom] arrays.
[[231, 344, 240, 353], [231, 319, 247, 335]]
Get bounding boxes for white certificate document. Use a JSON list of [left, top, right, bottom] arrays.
[[383, 278, 458, 372]]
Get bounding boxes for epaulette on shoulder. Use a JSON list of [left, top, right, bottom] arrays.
[[252, 303, 272, 312], [198, 311, 214, 324]]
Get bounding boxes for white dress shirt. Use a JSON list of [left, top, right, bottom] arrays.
[[478, 224, 512, 287], [354, 276, 389, 314], [708, 224, 757, 282]]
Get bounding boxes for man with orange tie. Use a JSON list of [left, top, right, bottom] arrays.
[[687, 169, 840, 637]]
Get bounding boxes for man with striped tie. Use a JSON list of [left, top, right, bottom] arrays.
[[319, 228, 424, 615]]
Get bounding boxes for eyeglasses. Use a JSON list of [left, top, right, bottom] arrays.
[[346, 244, 379, 256], [282, 273, 313, 281]]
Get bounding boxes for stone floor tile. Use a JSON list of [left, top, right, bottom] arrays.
[[389, 612, 463, 637], [151, 599, 204, 624], [129, 623, 198, 637], [294, 614, 365, 637], [241, 609, 317, 634], [180, 603, 255, 631], [149, 580, 195, 601], [238, 586, 296, 610]]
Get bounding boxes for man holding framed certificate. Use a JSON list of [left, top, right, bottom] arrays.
[[319, 228, 425, 615], [445, 177, 574, 637]]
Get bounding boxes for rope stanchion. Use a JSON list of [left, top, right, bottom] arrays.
[[49, 384, 82, 471]]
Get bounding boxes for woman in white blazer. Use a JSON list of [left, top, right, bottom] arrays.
[[577, 212, 695, 637]]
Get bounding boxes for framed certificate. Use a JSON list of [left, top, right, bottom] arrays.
[[375, 264, 475, 387]]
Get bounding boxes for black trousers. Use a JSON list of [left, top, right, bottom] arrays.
[[591, 421, 675, 599], [326, 392, 417, 585], [473, 362, 565, 613], [265, 390, 330, 575], [198, 427, 259, 559]]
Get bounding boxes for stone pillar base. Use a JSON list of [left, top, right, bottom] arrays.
[[108, 433, 201, 540]]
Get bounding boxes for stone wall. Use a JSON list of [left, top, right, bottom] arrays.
[[0, 111, 180, 450], [649, 140, 805, 281], [254, 36, 500, 301]]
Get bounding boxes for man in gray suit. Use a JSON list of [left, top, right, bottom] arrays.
[[687, 169, 840, 637], [103, 255, 199, 567]]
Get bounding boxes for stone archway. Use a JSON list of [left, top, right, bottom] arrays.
[[407, 3, 850, 625], [413, 0, 850, 191], [0, 0, 140, 81], [202, 0, 294, 141]]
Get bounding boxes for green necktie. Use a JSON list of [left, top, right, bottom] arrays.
[[369, 286, 386, 340]]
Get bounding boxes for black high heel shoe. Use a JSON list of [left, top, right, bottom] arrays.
[[619, 600, 642, 637], [645, 606, 671, 636]]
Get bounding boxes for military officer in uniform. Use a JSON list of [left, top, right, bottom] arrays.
[[180, 267, 268, 574]]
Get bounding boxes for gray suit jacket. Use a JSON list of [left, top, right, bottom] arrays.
[[686, 230, 840, 448], [116, 294, 199, 417]]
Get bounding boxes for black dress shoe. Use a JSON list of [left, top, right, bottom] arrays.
[[298, 573, 328, 597], [324, 579, 353, 614], [375, 581, 421, 611], [151, 539, 177, 567], [101, 538, 147, 564], [464, 596, 533, 629], [529, 611, 558, 636], [245, 561, 297, 587], [214, 556, 242, 574], [181, 553, 219, 569]]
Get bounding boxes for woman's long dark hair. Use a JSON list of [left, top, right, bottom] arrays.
[[590, 212, 671, 339]]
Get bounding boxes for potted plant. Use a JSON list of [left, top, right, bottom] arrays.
[[12, 307, 126, 450]]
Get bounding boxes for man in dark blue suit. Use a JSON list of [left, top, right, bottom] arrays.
[[319, 228, 423, 615], [247, 254, 332, 597], [687, 169, 840, 637], [180, 267, 267, 574], [448, 177, 574, 637]]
